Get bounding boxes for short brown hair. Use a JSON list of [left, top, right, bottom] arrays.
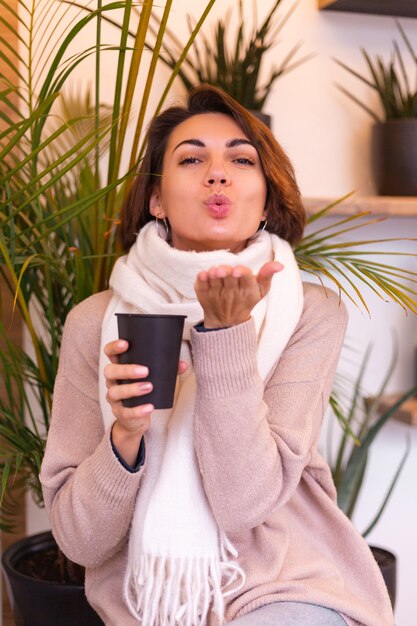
[[119, 85, 305, 250]]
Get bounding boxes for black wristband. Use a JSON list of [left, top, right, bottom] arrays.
[[110, 432, 145, 473], [194, 322, 229, 332]]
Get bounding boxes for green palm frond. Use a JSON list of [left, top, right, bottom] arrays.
[[0, 328, 47, 530], [335, 20, 417, 120], [328, 336, 416, 535], [295, 200, 417, 315]]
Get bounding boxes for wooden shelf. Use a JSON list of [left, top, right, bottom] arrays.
[[374, 394, 417, 426], [303, 196, 417, 217], [318, 0, 417, 18]]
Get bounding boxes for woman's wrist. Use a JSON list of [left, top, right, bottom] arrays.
[[203, 315, 250, 329], [111, 421, 144, 467]]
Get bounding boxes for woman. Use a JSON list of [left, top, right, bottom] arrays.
[[40, 85, 393, 626]]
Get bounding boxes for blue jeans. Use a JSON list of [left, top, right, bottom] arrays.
[[227, 602, 348, 625]]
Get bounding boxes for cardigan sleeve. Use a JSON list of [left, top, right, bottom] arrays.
[[190, 283, 348, 534], [40, 291, 144, 569]]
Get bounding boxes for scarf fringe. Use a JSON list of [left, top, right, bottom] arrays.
[[124, 544, 246, 626]]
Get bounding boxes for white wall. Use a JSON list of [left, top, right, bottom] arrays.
[[24, 1, 417, 624]]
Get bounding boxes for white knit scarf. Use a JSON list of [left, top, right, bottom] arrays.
[[99, 222, 303, 625]]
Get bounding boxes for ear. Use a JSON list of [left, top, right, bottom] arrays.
[[149, 187, 166, 218]]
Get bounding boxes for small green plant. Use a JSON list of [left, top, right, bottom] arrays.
[[335, 21, 417, 122], [328, 343, 416, 537], [155, 0, 312, 111]]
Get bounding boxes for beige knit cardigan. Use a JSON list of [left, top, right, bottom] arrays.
[[40, 283, 394, 626]]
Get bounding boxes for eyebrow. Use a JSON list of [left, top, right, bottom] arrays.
[[173, 138, 255, 151]]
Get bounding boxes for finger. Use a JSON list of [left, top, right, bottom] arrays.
[[104, 363, 149, 385], [196, 270, 209, 283], [230, 266, 253, 290], [106, 380, 153, 403], [237, 270, 257, 291], [104, 340, 129, 364], [213, 265, 232, 279], [219, 266, 251, 293], [194, 271, 210, 296], [195, 266, 231, 293], [112, 403, 154, 424], [231, 265, 252, 279], [257, 261, 284, 297], [216, 265, 239, 290], [178, 360, 188, 375], [207, 266, 226, 289], [258, 261, 284, 278]]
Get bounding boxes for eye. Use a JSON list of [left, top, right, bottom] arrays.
[[178, 156, 201, 165], [233, 157, 256, 166]]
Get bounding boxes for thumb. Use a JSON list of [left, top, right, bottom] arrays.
[[257, 261, 284, 297]]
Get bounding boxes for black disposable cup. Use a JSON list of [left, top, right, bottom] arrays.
[[116, 313, 186, 410]]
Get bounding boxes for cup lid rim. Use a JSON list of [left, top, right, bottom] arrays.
[[115, 313, 187, 319]]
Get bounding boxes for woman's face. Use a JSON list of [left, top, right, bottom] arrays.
[[149, 112, 268, 253]]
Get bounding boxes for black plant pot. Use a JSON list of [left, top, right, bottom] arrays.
[[371, 120, 417, 196], [249, 110, 272, 129], [370, 545, 397, 610], [1, 531, 104, 626]]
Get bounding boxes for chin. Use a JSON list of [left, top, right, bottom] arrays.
[[209, 239, 247, 254], [173, 227, 251, 253]]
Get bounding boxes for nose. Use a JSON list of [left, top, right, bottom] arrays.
[[207, 176, 227, 185], [205, 160, 230, 187]]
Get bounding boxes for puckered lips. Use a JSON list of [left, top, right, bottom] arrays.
[[204, 193, 231, 218]]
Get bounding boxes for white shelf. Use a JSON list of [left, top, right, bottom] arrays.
[[318, 0, 417, 18], [372, 395, 417, 426], [303, 196, 417, 217]]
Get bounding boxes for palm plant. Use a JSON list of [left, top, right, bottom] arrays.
[[327, 344, 416, 537], [335, 20, 417, 122], [0, 0, 218, 532], [1, 0, 417, 542]]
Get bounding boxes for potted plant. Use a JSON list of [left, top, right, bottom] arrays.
[[327, 342, 417, 609], [83, 0, 311, 127], [152, 0, 313, 127], [0, 0, 217, 623], [335, 20, 417, 196]]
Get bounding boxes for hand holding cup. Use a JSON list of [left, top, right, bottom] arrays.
[[104, 339, 187, 466], [115, 313, 186, 409]]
